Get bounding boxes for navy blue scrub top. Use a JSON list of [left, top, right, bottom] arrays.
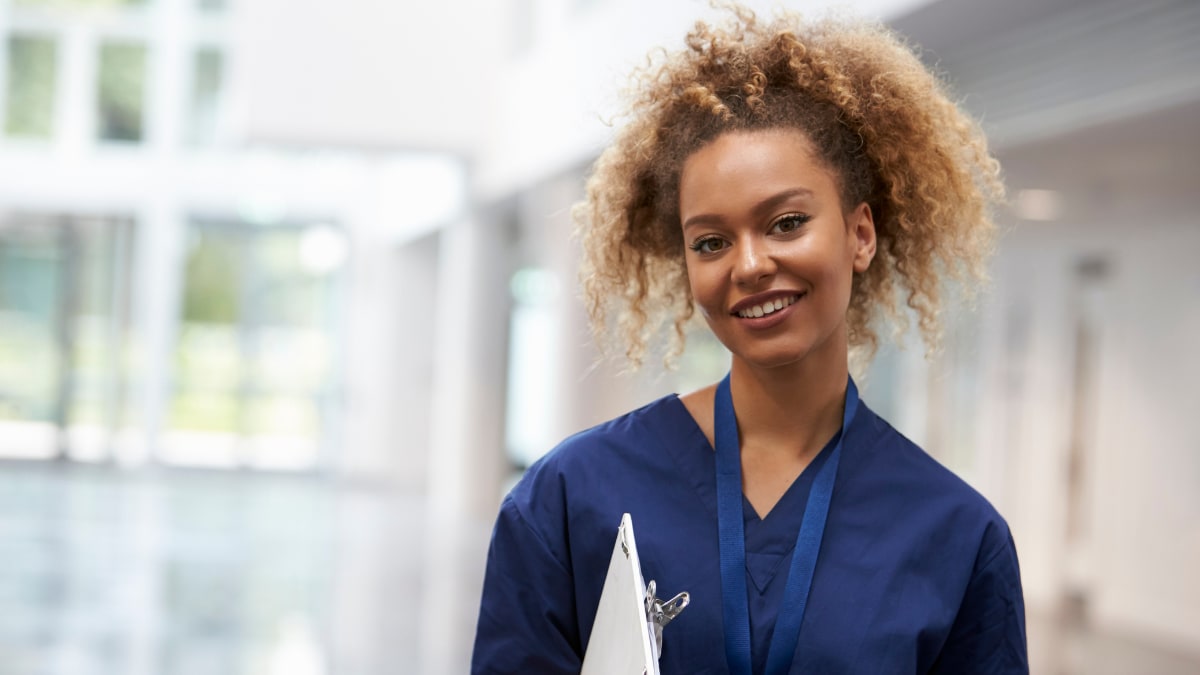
[[471, 393, 1028, 674]]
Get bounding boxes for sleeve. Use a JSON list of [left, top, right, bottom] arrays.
[[930, 525, 1029, 675], [470, 495, 582, 675]]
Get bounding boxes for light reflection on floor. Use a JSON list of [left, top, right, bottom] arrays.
[[0, 463, 1196, 675], [0, 462, 475, 675]]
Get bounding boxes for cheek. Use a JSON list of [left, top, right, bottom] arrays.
[[683, 259, 706, 299], [684, 266, 726, 323]]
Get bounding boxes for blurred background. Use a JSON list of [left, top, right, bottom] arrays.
[[0, 0, 1196, 673]]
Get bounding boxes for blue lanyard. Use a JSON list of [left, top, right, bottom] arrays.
[[714, 373, 858, 675]]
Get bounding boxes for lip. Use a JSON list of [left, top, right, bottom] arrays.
[[729, 290, 804, 315], [729, 290, 806, 330]]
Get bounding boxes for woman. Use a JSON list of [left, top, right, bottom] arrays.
[[472, 7, 1026, 674]]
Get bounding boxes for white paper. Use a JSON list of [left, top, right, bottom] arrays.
[[580, 513, 660, 675]]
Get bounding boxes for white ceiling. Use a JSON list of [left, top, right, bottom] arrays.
[[890, 0, 1096, 56], [996, 97, 1199, 238], [1000, 98, 1200, 196]]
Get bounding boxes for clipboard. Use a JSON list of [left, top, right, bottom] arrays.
[[581, 513, 689, 675]]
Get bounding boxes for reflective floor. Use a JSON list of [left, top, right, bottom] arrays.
[[0, 463, 1196, 675], [0, 462, 476, 675]]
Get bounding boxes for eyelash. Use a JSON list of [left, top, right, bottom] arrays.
[[689, 237, 726, 254], [688, 213, 812, 255], [770, 213, 811, 234]]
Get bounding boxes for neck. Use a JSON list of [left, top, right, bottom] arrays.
[[728, 346, 849, 461]]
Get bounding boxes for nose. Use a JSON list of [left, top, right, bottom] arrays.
[[731, 237, 776, 287]]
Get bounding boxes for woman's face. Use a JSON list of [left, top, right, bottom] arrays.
[[678, 128, 875, 372]]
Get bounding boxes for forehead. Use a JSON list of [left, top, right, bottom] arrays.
[[678, 129, 840, 213]]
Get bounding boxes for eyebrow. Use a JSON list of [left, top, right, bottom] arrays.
[[681, 187, 816, 231]]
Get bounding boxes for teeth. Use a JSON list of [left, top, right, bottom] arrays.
[[737, 295, 799, 318]]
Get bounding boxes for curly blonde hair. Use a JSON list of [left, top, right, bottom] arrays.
[[576, 5, 1003, 367]]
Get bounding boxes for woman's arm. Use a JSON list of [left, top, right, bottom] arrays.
[[930, 526, 1029, 674], [471, 496, 582, 675]]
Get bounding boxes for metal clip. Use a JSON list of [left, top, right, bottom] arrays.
[[644, 579, 690, 656]]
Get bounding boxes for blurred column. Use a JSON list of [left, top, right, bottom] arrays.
[[147, 0, 187, 153], [124, 199, 185, 466], [538, 173, 601, 439], [338, 230, 438, 489], [328, 225, 441, 672], [419, 213, 511, 674], [56, 24, 92, 157]]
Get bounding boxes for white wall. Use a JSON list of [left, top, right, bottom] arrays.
[[233, 0, 937, 195], [1086, 225, 1200, 651], [236, 0, 505, 154], [473, 0, 934, 199], [985, 217, 1200, 655], [972, 104, 1200, 654]]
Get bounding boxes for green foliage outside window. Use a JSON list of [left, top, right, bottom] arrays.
[[183, 231, 240, 324], [97, 42, 146, 142], [5, 35, 57, 138], [172, 226, 339, 439], [189, 48, 224, 145]]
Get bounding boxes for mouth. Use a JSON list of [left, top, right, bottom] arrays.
[[732, 293, 805, 319]]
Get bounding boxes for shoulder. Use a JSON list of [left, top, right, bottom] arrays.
[[845, 403, 1024, 641], [505, 392, 695, 529], [847, 402, 1014, 552], [528, 392, 689, 475]]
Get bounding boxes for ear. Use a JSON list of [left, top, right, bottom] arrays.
[[849, 202, 876, 273]]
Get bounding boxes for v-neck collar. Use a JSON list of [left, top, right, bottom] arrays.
[[742, 437, 837, 524], [654, 395, 841, 593]]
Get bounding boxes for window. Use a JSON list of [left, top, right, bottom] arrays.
[[96, 41, 147, 142], [188, 47, 223, 145], [0, 213, 137, 460], [504, 267, 562, 467], [4, 34, 58, 138], [0, 219, 60, 431], [169, 222, 346, 469]]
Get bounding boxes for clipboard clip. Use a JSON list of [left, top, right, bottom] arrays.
[[644, 579, 690, 655]]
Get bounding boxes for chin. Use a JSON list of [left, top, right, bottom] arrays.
[[722, 327, 849, 374], [729, 343, 816, 371]]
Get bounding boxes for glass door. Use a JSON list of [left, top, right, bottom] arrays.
[[0, 212, 135, 461], [166, 219, 346, 470]]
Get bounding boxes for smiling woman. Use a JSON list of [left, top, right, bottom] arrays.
[[472, 5, 1024, 675], [679, 129, 875, 376]]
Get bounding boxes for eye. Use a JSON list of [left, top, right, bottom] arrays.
[[769, 213, 811, 235], [689, 236, 727, 255]]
